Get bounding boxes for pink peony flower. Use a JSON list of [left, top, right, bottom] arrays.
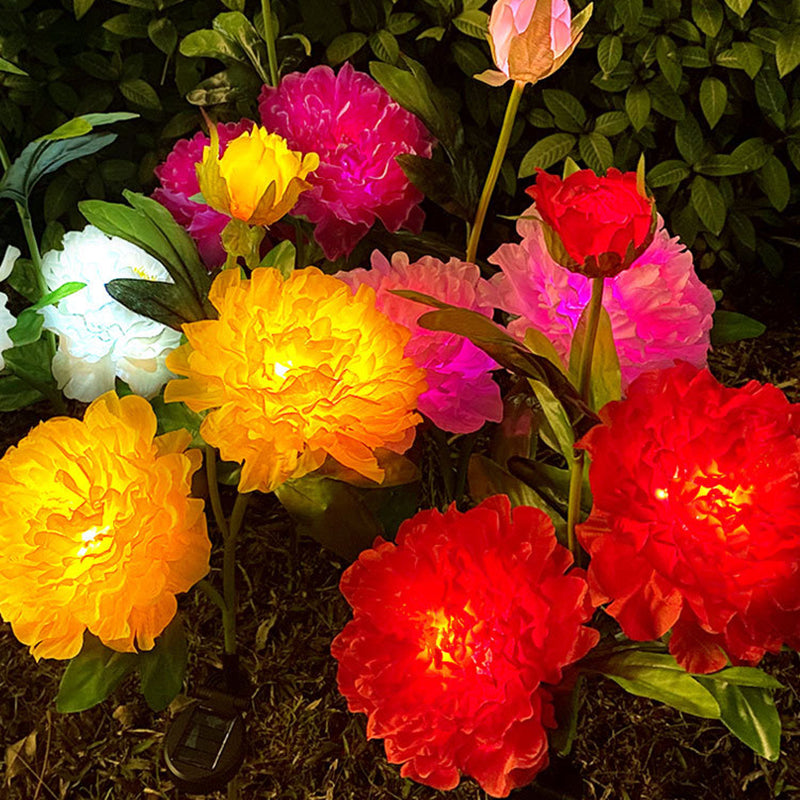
[[153, 120, 254, 269], [258, 64, 435, 260], [488, 205, 715, 388], [337, 251, 502, 434]]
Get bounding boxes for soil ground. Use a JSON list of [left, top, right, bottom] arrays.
[[0, 323, 798, 800]]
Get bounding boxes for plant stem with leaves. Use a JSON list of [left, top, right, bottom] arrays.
[[566, 276, 604, 558], [465, 80, 525, 264]]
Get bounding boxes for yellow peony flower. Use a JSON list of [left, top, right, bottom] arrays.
[[164, 267, 427, 494], [196, 124, 320, 227], [0, 392, 210, 660]]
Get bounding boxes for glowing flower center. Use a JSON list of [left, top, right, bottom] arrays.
[[76, 525, 111, 558], [421, 607, 480, 673], [274, 360, 293, 380], [655, 468, 754, 542]]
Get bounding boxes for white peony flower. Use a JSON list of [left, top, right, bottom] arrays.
[[0, 246, 20, 372], [40, 226, 182, 401]]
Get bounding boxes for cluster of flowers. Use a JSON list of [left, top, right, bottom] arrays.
[[0, 0, 797, 797]]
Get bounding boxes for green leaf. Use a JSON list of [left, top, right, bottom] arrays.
[[776, 26, 800, 78], [568, 307, 621, 412], [579, 132, 614, 174], [416, 26, 446, 42], [148, 17, 178, 56], [594, 651, 721, 718], [757, 155, 791, 211], [519, 133, 576, 175], [274, 476, 383, 561], [597, 34, 623, 74], [396, 154, 475, 220], [711, 310, 765, 344], [180, 29, 246, 61], [452, 40, 491, 77], [681, 45, 711, 68], [543, 89, 587, 133], [699, 76, 727, 128], [105, 279, 202, 331], [326, 32, 368, 65], [138, 616, 188, 712], [716, 42, 763, 79], [730, 138, 773, 172], [691, 175, 726, 235], [41, 118, 92, 141], [3, 339, 57, 396], [507, 456, 593, 513], [468, 453, 560, 523], [656, 35, 682, 90], [695, 679, 781, 759], [260, 240, 296, 279], [73, 0, 96, 17], [385, 12, 420, 36], [527, 379, 575, 463], [370, 29, 400, 63], [56, 634, 138, 713], [675, 113, 705, 164], [724, 0, 752, 15], [593, 111, 629, 136], [8, 309, 42, 349], [617, 0, 644, 31], [625, 85, 651, 132], [0, 133, 117, 205], [119, 79, 162, 111], [103, 13, 148, 37], [692, 0, 723, 38], [694, 154, 747, 177], [0, 374, 43, 412], [452, 9, 489, 39], [647, 159, 691, 187], [30, 281, 86, 311], [755, 69, 787, 124], [213, 12, 268, 78], [0, 57, 27, 76], [370, 57, 460, 153], [701, 666, 784, 690]]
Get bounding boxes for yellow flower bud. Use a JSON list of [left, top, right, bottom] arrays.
[[197, 124, 319, 227]]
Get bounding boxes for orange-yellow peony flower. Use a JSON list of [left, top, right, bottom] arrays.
[[164, 267, 427, 494], [196, 123, 319, 226], [0, 392, 210, 661]]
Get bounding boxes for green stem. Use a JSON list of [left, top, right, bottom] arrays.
[[430, 426, 455, 504], [565, 276, 605, 560], [577, 277, 605, 400], [453, 431, 479, 505], [223, 492, 250, 655], [465, 80, 524, 264], [205, 446, 230, 540], [261, 0, 280, 87]]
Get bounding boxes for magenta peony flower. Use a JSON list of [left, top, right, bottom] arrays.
[[153, 120, 254, 269], [336, 251, 502, 434], [488, 205, 715, 387], [258, 63, 435, 260]]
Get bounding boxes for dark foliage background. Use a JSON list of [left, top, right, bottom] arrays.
[[2, 0, 800, 324]]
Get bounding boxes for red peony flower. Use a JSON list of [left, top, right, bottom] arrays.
[[577, 363, 800, 674], [332, 495, 599, 797], [526, 168, 655, 278], [258, 63, 435, 260]]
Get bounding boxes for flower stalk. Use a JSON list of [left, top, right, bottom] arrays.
[[566, 276, 605, 558], [465, 80, 524, 264], [261, 0, 280, 88]]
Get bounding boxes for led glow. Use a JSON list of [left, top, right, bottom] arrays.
[[274, 360, 292, 379]]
